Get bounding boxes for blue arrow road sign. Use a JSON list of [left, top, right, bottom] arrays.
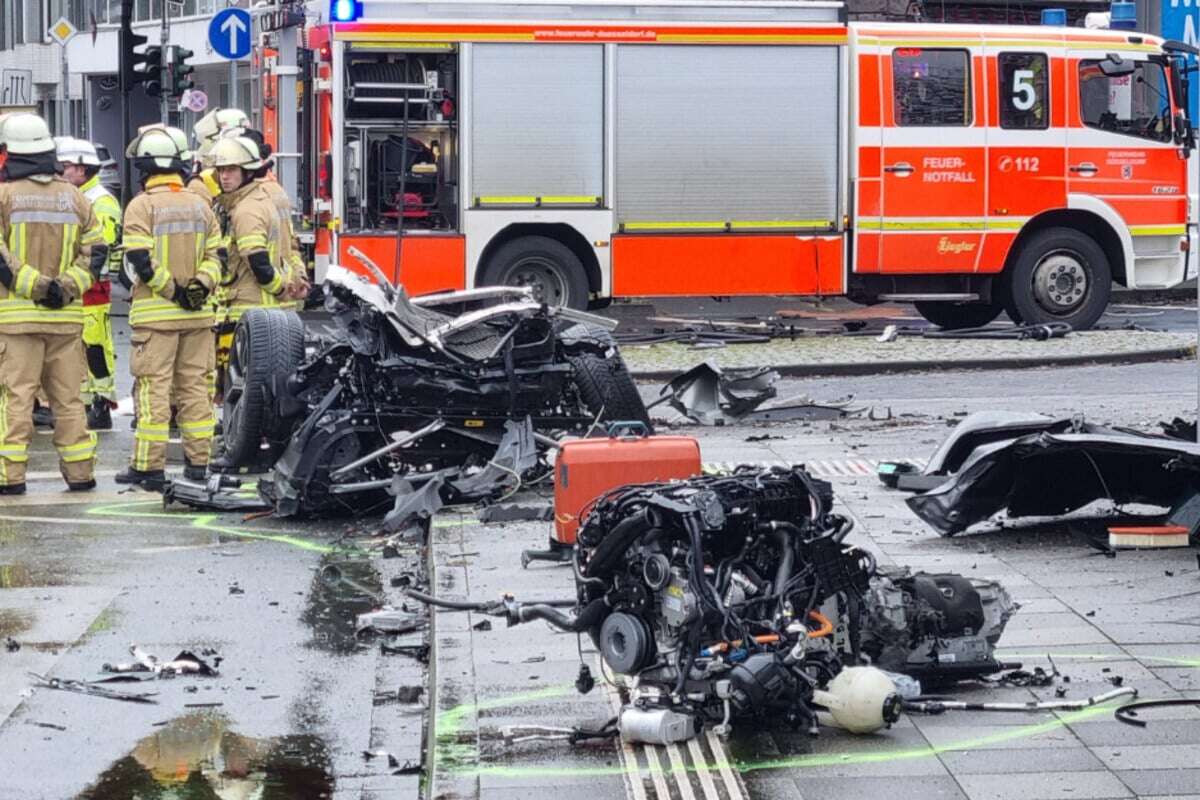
[[209, 7, 251, 60]]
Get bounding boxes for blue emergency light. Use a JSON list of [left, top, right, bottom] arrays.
[[1109, 1, 1137, 30], [332, 0, 362, 22], [1040, 8, 1067, 26]]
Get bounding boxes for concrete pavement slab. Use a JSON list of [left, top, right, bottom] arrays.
[[954, 771, 1133, 800]]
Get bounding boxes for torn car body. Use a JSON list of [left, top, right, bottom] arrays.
[[906, 413, 1200, 535], [217, 264, 649, 517]]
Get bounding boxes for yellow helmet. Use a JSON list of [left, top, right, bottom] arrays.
[[208, 135, 264, 171], [2, 113, 55, 155]]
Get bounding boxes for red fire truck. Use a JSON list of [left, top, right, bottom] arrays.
[[295, 0, 1197, 329]]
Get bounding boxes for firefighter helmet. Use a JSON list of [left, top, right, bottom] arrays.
[[208, 135, 265, 171], [193, 108, 251, 159], [55, 136, 101, 167], [126, 124, 191, 172], [2, 113, 55, 155]]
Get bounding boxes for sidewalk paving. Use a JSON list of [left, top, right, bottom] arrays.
[[622, 329, 1195, 379]]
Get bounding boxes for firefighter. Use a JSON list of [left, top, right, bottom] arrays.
[[220, 126, 310, 306], [188, 108, 250, 203], [115, 126, 222, 489], [0, 113, 106, 494], [56, 137, 121, 430]]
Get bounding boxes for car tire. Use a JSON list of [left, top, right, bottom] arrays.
[[913, 301, 1003, 330], [1004, 227, 1112, 330], [221, 308, 304, 467], [567, 351, 653, 433], [481, 236, 589, 310]]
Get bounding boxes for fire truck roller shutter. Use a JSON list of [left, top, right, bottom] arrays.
[[471, 44, 604, 310], [614, 45, 839, 229]]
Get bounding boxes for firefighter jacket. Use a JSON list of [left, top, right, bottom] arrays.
[[257, 177, 306, 279], [223, 179, 290, 321], [0, 175, 103, 335], [123, 174, 222, 331], [80, 175, 122, 307], [186, 169, 220, 204]]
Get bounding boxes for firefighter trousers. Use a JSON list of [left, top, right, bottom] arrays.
[[0, 332, 98, 487], [81, 303, 116, 402], [130, 327, 216, 471]]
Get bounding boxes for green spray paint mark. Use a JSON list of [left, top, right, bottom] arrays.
[[435, 651, 1200, 781], [87, 499, 335, 554]]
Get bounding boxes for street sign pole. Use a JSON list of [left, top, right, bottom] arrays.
[[159, 5, 171, 123]]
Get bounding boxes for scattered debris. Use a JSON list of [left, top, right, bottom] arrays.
[[29, 673, 158, 704], [5, 637, 19, 652], [380, 638, 430, 662], [649, 361, 853, 426], [905, 686, 1135, 714], [355, 608, 423, 636], [472, 619, 492, 631], [103, 645, 220, 677], [373, 686, 424, 705], [1115, 696, 1200, 727], [26, 721, 67, 732], [363, 750, 400, 768], [745, 433, 785, 442], [477, 502, 555, 524]]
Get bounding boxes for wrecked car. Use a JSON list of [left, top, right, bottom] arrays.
[[214, 256, 650, 517]]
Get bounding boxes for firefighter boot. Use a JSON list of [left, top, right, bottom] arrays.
[[114, 466, 166, 491], [86, 395, 113, 430], [183, 459, 207, 481], [32, 400, 54, 429], [0, 483, 26, 495]]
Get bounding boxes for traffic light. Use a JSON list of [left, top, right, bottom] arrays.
[[119, 1, 162, 97], [169, 46, 195, 98]]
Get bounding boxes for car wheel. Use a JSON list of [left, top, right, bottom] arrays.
[[1005, 227, 1112, 330], [482, 236, 589, 310], [221, 308, 304, 467], [567, 351, 653, 433], [913, 301, 1003, 330]]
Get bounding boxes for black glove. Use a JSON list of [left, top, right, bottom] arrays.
[[185, 279, 210, 310], [248, 251, 277, 288], [89, 244, 110, 280], [127, 249, 154, 284], [38, 280, 66, 309], [0, 252, 12, 290]]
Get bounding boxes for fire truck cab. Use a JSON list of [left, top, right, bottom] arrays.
[[302, 0, 1197, 330]]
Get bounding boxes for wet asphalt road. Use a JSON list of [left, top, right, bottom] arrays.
[[1, 298, 1198, 799]]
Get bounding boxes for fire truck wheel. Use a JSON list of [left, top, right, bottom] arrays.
[[912, 301, 1003, 330], [1006, 227, 1111, 330], [482, 236, 589, 310]]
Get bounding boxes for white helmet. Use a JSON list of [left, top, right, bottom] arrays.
[[193, 108, 251, 159], [55, 136, 101, 167], [208, 135, 264, 171], [126, 124, 192, 171], [3, 113, 55, 155]]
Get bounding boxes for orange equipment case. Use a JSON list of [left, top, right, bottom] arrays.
[[522, 422, 702, 567], [555, 422, 703, 544]]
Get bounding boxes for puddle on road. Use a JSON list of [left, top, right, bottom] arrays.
[[302, 554, 383, 654], [76, 711, 334, 799]]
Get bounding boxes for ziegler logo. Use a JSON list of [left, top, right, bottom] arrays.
[[1152, 186, 1179, 195], [938, 237, 975, 255]]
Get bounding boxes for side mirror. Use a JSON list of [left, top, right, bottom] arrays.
[[1099, 53, 1136, 77]]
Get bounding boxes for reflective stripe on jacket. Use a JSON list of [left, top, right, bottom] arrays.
[[0, 176, 102, 334], [125, 174, 222, 331]]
